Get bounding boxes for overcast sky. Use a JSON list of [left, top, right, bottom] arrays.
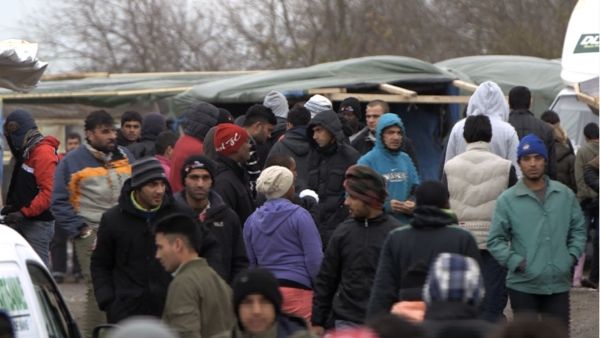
[[0, 0, 38, 40]]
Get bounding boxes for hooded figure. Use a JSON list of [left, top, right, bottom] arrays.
[[306, 110, 360, 249], [358, 113, 420, 224], [444, 81, 521, 177], [128, 113, 167, 159]]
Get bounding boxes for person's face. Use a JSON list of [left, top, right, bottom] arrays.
[[155, 233, 180, 273], [238, 294, 276, 334], [235, 139, 253, 163], [312, 126, 334, 148], [366, 105, 384, 131], [340, 111, 359, 130], [184, 168, 212, 202], [122, 121, 141, 142], [344, 194, 370, 219], [136, 180, 166, 209], [251, 122, 274, 145], [289, 158, 298, 182], [65, 137, 81, 153], [86, 124, 117, 153], [163, 145, 174, 160], [382, 125, 403, 151], [519, 154, 546, 181]]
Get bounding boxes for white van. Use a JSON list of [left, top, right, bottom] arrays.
[[0, 225, 81, 338]]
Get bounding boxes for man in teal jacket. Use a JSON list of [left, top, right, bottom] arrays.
[[488, 134, 586, 328]]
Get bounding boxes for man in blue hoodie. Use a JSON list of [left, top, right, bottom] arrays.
[[358, 113, 420, 224]]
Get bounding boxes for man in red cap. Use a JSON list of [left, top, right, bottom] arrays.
[[212, 124, 256, 225]]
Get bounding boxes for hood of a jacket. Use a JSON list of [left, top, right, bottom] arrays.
[[5, 109, 38, 153], [38, 136, 60, 150], [140, 113, 166, 142], [466, 81, 509, 122], [250, 198, 300, 235], [556, 142, 573, 163], [118, 178, 174, 217], [306, 110, 343, 149], [375, 113, 406, 154], [184, 102, 219, 141], [282, 127, 310, 156], [410, 206, 456, 229]]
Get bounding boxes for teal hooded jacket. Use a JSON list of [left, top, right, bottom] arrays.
[[357, 114, 420, 224]]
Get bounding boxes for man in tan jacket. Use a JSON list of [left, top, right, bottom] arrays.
[[155, 213, 234, 338]]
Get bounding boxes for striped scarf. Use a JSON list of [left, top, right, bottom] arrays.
[[23, 130, 45, 159]]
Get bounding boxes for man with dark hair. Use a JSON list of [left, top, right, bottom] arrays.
[[175, 155, 248, 284], [311, 165, 402, 333], [203, 108, 234, 160], [58, 132, 82, 160], [540, 109, 575, 154], [367, 181, 481, 318], [169, 102, 220, 192], [3, 110, 60, 268], [128, 113, 167, 159], [52, 110, 135, 337], [267, 106, 312, 191], [488, 134, 586, 328], [91, 157, 222, 326], [306, 110, 360, 250], [339, 97, 363, 141], [117, 110, 142, 147], [242, 104, 277, 198], [443, 115, 517, 322], [508, 86, 557, 179], [156, 213, 235, 338], [258, 91, 290, 168], [155, 131, 179, 178]]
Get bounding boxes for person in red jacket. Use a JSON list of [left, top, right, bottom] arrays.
[[2, 110, 59, 268]]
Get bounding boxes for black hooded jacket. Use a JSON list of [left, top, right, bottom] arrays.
[[116, 129, 138, 147], [422, 302, 495, 338], [351, 127, 420, 173], [175, 190, 249, 284], [90, 179, 223, 324], [366, 206, 481, 318], [184, 102, 219, 141], [213, 154, 256, 226], [306, 110, 360, 250], [312, 213, 403, 326], [267, 126, 311, 191], [128, 113, 166, 159]]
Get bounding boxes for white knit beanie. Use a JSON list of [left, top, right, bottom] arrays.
[[304, 94, 333, 118], [263, 91, 289, 119], [257, 166, 294, 199]]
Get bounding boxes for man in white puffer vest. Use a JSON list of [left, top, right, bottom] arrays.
[[442, 115, 517, 323]]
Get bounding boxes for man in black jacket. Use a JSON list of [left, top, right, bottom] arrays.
[[311, 165, 402, 334], [128, 113, 166, 160], [508, 86, 557, 179], [212, 124, 256, 226], [175, 155, 248, 284], [366, 181, 481, 318], [306, 110, 360, 250], [90, 157, 222, 324], [116, 111, 142, 147]]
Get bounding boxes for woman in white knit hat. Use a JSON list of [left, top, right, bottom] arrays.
[[243, 166, 323, 322]]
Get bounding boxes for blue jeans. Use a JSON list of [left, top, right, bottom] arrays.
[[8, 219, 54, 268], [481, 249, 508, 322]]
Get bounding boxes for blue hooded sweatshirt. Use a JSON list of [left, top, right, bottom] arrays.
[[358, 113, 420, 224], [243, 198, 323, 289]]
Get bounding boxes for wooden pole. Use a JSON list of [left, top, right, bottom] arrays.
[[379, 84, 417, 97], [452, 80, 478, 92]]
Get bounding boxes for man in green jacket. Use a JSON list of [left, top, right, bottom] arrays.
[[488, 134, 586, 328], [155, 213, 235, 338]]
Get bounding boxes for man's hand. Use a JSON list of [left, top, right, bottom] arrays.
[[5, 211, 24, 224], [79, 227, 92, 238], [516, 259, 527, 272], [311, 326, 325, 337], [391, 200, 415, 214], [1, 205, 13, 216]]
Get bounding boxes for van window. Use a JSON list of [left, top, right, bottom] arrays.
[[26, 263, 69, 338]]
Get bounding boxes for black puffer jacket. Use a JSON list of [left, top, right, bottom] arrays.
[[556, 142, 577, 193], [366, 206, 481, 318], [185, 102, 219, 141], [508, 109, 557, 179], [351, 127, 420, 173], [90, 179, 223, 324], [306, 110, 360, 249], [422, 302, 495, 338], [311, 213, 402, 326], [175, 190, 248, 284], [128, 113, 166, 159], [267, 126, 311, 191], [213, 154, 256, 226]]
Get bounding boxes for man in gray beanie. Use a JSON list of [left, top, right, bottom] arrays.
[[91, 157, 224, 325]]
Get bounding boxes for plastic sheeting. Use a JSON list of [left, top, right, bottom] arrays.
[[0, 40, 48, 93]]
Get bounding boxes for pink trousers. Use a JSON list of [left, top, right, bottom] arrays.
[[279, 287, 313, 322]]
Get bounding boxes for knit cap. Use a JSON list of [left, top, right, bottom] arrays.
[[131, 157, 168, 190], [256, 165, 294, 199], [304, 94, 333, 117], [339, 97, 362, 119], [217, 108, 234, 124], [263, 91, 289, 119], [214, 124, 249, 156], [517, 134, 548, 162], [232, 268, 283, 316], [344, 165, 388, 210], [415, 181, 449, 208], [423, 253, 485, 306], [181, 155, 216, 185]]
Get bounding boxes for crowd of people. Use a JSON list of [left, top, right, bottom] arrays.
[[0, 80, 597, 338]]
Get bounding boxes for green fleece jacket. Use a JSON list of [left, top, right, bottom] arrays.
[[487, 178, 586, 295]]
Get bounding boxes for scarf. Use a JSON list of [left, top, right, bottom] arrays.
[[22, 130, 45, 159]]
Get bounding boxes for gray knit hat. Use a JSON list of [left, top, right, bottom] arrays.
[[257, 166, 294, 199], [108, 317, 176, 338], [131, 157, 168, 190], [263, 91, 289, 119]]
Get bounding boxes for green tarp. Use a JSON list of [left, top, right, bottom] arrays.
[[170, 56, 456, 118], [436, 55, 565, 117]]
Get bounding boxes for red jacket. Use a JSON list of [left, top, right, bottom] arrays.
[[169, 134, 204, 193]]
